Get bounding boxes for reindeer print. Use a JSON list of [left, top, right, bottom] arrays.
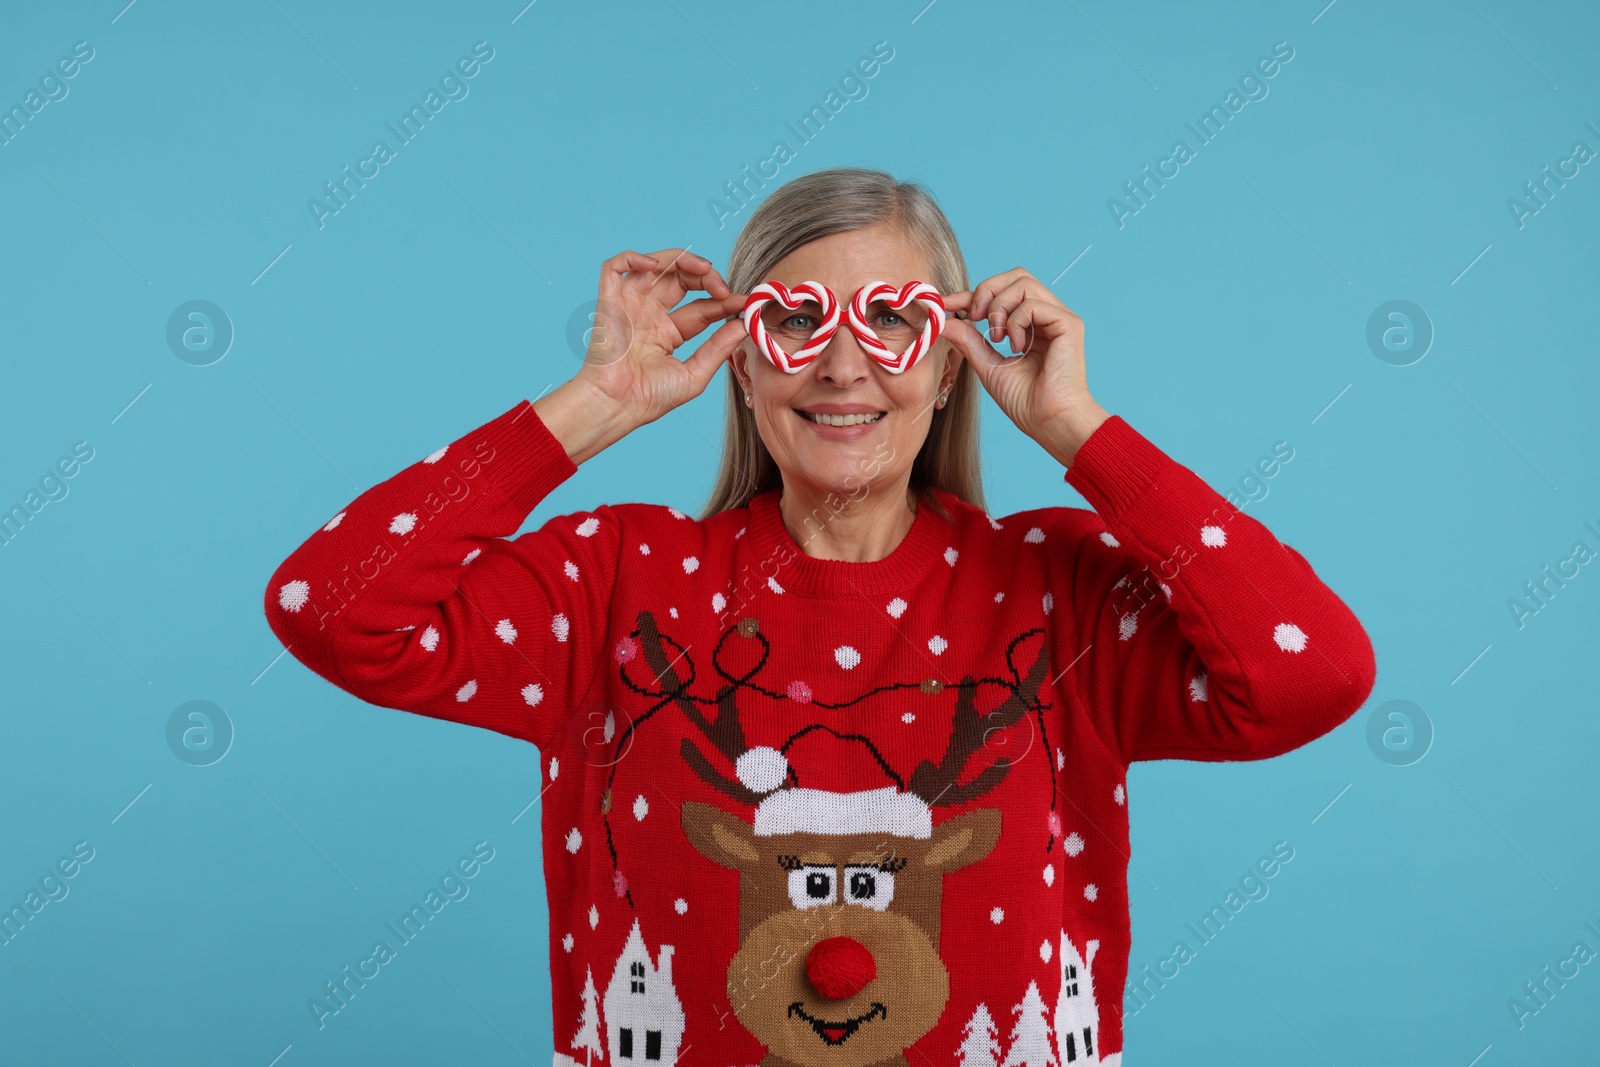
[[609, 608, 1054, 1067]]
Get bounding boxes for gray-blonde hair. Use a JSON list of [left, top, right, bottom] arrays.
[[697, 167, 984, 522]]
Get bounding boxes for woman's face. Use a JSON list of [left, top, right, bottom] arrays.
[[731, 221, 962, 506]]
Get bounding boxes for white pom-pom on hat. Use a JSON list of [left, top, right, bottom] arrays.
[[736, 746, 788, 793]]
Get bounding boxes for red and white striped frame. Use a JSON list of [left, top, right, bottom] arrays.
[[740, 281, 841, 374], [846, 280, 947, 374], [741, 279, 948, 375]]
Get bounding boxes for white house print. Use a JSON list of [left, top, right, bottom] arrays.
[[602, 917, 685, 1063], [1053, 931, 1101, 1065]]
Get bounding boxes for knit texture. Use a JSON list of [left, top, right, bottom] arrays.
[[264, 399, 1377, 1066]]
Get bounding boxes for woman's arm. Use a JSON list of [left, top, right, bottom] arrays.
[[1050, 414, 1377, 764], [943, 267, 1375, 763], [261, 247, 749, 749], [261, 393, 623, 750]]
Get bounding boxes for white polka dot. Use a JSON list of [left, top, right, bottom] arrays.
[[552, 614, 570, 642], [682, 556, 700, 574], [1200, 525, 1226, 548], [1113, 783, 1125, 805], [1099, 531, 1120, 548], [1118, 610, 1139, 641], [495, 619, 518, 644], [420, 626, 441, 652], [1040, 938, 1054, 963], [735, 526, 746, 538], [1025, 526, 1045, 544], [562, 933, 574, 951], [640, 543, 650, 555], [564, 560, 580, 581], [674, 897, 688, 914], [944, 547, 959, 566], [1064, 832, 1085, 857], [423, 446, 448, 464], [835, 646, 861, 669], [1055, 748, 1064, 770], [277, 580, 310, 612], [390, 512, 417, 535], [928, 635, 948, 655], [990, 906, 1005, 924], [988, 515, 1003, 530], [1159, 581, 1172, 601], [633, 795, 649, 820], [1084, 883, 1099, 902], [1274, 622, 1309, 652], [668, 507, 687, 520], [322, 512, 345, 532], [1188, 672, 1208, 702], [522, 683, 544, 706], [669, 607, 678, 618], [711, 592, 727, 612], [994, 591, 1005, 603], [588, 906, 599, 929], [1042, 592, 1053, 615], [1043, 863, 1055, 886], [887, 597, 908, 618], [456, 679, 478, 701], [565, 828, 582, 853], [901, 712, 915, 723], [576, 516, 599, 537], [548, 756, 559, 780], [462, 548, 481, 565], [767, 576, 784, 594]]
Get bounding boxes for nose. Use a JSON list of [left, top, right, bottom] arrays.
[[813, 327, 873, 386], [806, 936, 876, 1000]]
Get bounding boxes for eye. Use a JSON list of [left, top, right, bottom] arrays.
[[878, 311, 905, 328], [781, 313, 815, 331], [788, 865, 835, 908], [844, 865, 894, 910]]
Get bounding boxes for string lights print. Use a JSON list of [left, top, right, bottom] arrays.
[[742, 279, 948, 373]]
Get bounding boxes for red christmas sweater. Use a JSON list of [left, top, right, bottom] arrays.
[[264, 399, 1376, 1067]]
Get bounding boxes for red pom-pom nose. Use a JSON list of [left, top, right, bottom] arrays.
[[805, 936, 876, 1000]]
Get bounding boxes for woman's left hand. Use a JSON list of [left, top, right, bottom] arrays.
[[942, 269, 1111, 466]]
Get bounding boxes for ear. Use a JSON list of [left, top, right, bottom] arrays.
[[922, 808, 1001, 873], [681, 800, 760, 870]]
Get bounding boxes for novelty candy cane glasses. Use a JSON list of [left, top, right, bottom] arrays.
[[742, 280, 947, 374]]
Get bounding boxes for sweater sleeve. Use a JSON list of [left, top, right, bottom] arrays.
[[1051, 415, 1377, 764], [262, 400, 622, 751]]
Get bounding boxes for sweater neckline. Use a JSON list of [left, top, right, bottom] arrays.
[[744, 485, 956, 598]]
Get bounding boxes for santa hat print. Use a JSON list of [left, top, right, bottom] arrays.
[[737, 729, 935, 839]]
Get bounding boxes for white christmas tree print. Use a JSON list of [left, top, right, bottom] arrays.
[[958, 1003, 1003, 1067], [571, 965, 604, 1066], [1001, 980, 1058, 1067]]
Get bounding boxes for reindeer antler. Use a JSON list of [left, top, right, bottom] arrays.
[[907, 637, 1051, 808], [634, 610, 765, 806]]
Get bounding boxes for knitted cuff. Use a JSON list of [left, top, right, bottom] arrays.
[[1061, 414, 1171, 517], [473, 400, 580, 514]]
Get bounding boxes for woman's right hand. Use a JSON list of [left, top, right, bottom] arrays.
[[578, 248, 749, 424]]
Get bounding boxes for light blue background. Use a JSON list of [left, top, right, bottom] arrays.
[[2, 1, 1596, 1063]]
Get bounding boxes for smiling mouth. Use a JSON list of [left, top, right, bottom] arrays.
[[787, 1000, 887, 1046], [796, 410, 886, 427]]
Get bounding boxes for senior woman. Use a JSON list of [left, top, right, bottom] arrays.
[[265, 167, 1375, 1066]]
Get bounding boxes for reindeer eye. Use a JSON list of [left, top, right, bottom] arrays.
[[788, 866, 836, 909], [844, 865, 894, 911]]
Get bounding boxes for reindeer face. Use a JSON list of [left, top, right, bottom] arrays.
[[683, 800, 1000, 1066]]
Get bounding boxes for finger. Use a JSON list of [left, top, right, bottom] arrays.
[[638, 249, 731, 306], [599, 249, 665, 302], [669, 292, 748, 340], [940, 317, 1008, 384], [969, 267, 1035, 322], [1003, 298, 1077, 354], [985, 277, 1061, 342], [682, 316, 748, 390]]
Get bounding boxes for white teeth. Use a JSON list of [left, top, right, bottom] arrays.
[[802, 411, 884, 427]]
